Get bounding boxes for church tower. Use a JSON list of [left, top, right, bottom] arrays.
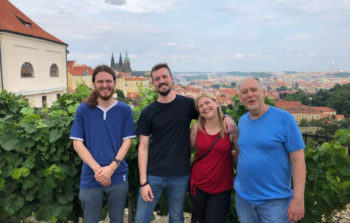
[[118, 53, 123, 69], [110, 53, 115, 69], [122, 51, 131, 73], [110, 51, 132, 72]]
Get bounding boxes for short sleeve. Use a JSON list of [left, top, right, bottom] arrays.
[[285, 113, 305, 152], [137, 110, 150, 136], [123, 106, 136, 139], [70, 105, 85, 141]]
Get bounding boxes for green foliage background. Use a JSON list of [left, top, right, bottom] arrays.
[[0, 87, 349, 223], [281, 83, 350, 117]]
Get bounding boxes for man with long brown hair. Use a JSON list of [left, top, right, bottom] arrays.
[[70, 65, 135, 223]]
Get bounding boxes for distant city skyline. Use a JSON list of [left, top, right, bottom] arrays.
[[10, 0, 350, 72]]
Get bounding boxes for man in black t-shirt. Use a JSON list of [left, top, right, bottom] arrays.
[[135, 63, 234, 223]]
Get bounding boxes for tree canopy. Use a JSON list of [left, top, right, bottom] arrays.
[[280, 84, 350, 117]]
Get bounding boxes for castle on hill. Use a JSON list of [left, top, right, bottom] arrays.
[[110, 51, 131, 73]]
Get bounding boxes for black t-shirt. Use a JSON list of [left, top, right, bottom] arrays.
[[137, 94, 198, 176]]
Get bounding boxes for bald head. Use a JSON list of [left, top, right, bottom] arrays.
[[239, 78, 263, 92], [238, 77, 267, 117]]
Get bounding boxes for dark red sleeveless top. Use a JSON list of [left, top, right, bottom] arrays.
[[190, 129, 234, 195]]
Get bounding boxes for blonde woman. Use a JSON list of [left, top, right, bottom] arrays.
[[189, 92, 238, 223]]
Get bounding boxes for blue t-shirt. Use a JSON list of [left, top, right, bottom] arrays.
[[235, 106, 305, 204], [70, 101, 136, 188]]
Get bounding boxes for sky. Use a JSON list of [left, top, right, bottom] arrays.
[[10, 0, 350, 72]]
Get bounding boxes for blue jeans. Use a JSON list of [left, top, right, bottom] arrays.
[[235, 193, 293, 223], [135, 175, 189, 223], [79, 180, 128, 223]]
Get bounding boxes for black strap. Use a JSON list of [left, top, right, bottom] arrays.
[[191, 134, 221, 167]]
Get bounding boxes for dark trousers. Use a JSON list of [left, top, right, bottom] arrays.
[[190, 188, 232, 223]]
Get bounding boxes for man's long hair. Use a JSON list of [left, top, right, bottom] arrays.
[[87, 65, 116, 108]]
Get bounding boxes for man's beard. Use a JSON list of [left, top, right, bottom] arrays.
[[158, 88, 171, 96], [96, 89, 114, 100], [157, 83, 172, 96]]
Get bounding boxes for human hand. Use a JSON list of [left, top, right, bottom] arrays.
[[223, 116, 236, 134], [287, 196, 305, 221], [95, 166, 113, 186], [141, 184, 154, 202], [231, 150, 238, 163]]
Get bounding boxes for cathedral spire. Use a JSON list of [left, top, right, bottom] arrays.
[[110, 53, 115, 68], [124, 50, 130, 62], [123, 50, 131, 72], [119, 53, 123, 67]]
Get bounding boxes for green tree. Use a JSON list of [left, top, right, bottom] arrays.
[[282, 84, 350, 117], [115, 88, 131, 104], [1, 88, 350, 223], [276, 86, 288, 92]]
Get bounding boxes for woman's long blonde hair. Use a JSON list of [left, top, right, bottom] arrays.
[[195, 92, 225, 136]]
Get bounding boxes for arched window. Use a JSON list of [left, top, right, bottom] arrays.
[[50, 63, 59, 77], [21, 62, 34, 78]]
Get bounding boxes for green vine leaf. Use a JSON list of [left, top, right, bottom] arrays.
[[11, 167, 30, 180], [20, 107, 34, 116], [49, 129, 60, 143], [0, 178, 4, 191], [5, 194, 25, 215]]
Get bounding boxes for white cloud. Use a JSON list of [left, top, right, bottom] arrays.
[[284, 49, 317, 58], [69, 52, 109, 60], [286, 33, 317, 41], [185, 44, 196, 48], [232, 53, 256, 59], [161, 42, 177, 46], [307, 52, 317, 57], [105, 0, 126, 6], [246, 53, 257, 58], [116, 0, 184, 13], [9, 0, 350, 71], [262, 54, 275, 59], [233, 53, 244, 59], [161, 42, 196, 49], [285, 52, 304, 57]]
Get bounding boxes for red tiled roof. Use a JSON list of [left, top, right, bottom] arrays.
[[275, 100, 319, 114], [127, 92, 138, 100], [0, 0, 65, 45], [67, 61, 75, 69], [336, 115, 344, 120], [275, 100, 338, 115], [312, 106, 336, 113], [118, 72, 131, 78], [68, 65, 93, 76], [320, 113, 331, 118], [125, 77, 148, 81], [219, 88, 238, 95], [275, 100, 303, 109]]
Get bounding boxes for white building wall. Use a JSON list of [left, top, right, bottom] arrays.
[[0, 32, 67, 107]]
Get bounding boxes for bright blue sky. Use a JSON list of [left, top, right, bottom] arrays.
[[11, 0, 350, 72]]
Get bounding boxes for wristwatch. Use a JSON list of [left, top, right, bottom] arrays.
[[113, 159, 122, 167]]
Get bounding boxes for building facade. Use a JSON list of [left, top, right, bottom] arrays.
[[275, 100, 343, 123], [111, 51, 131, 73], [0, 0, 67, 107], [67, 61, 93, 91]]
